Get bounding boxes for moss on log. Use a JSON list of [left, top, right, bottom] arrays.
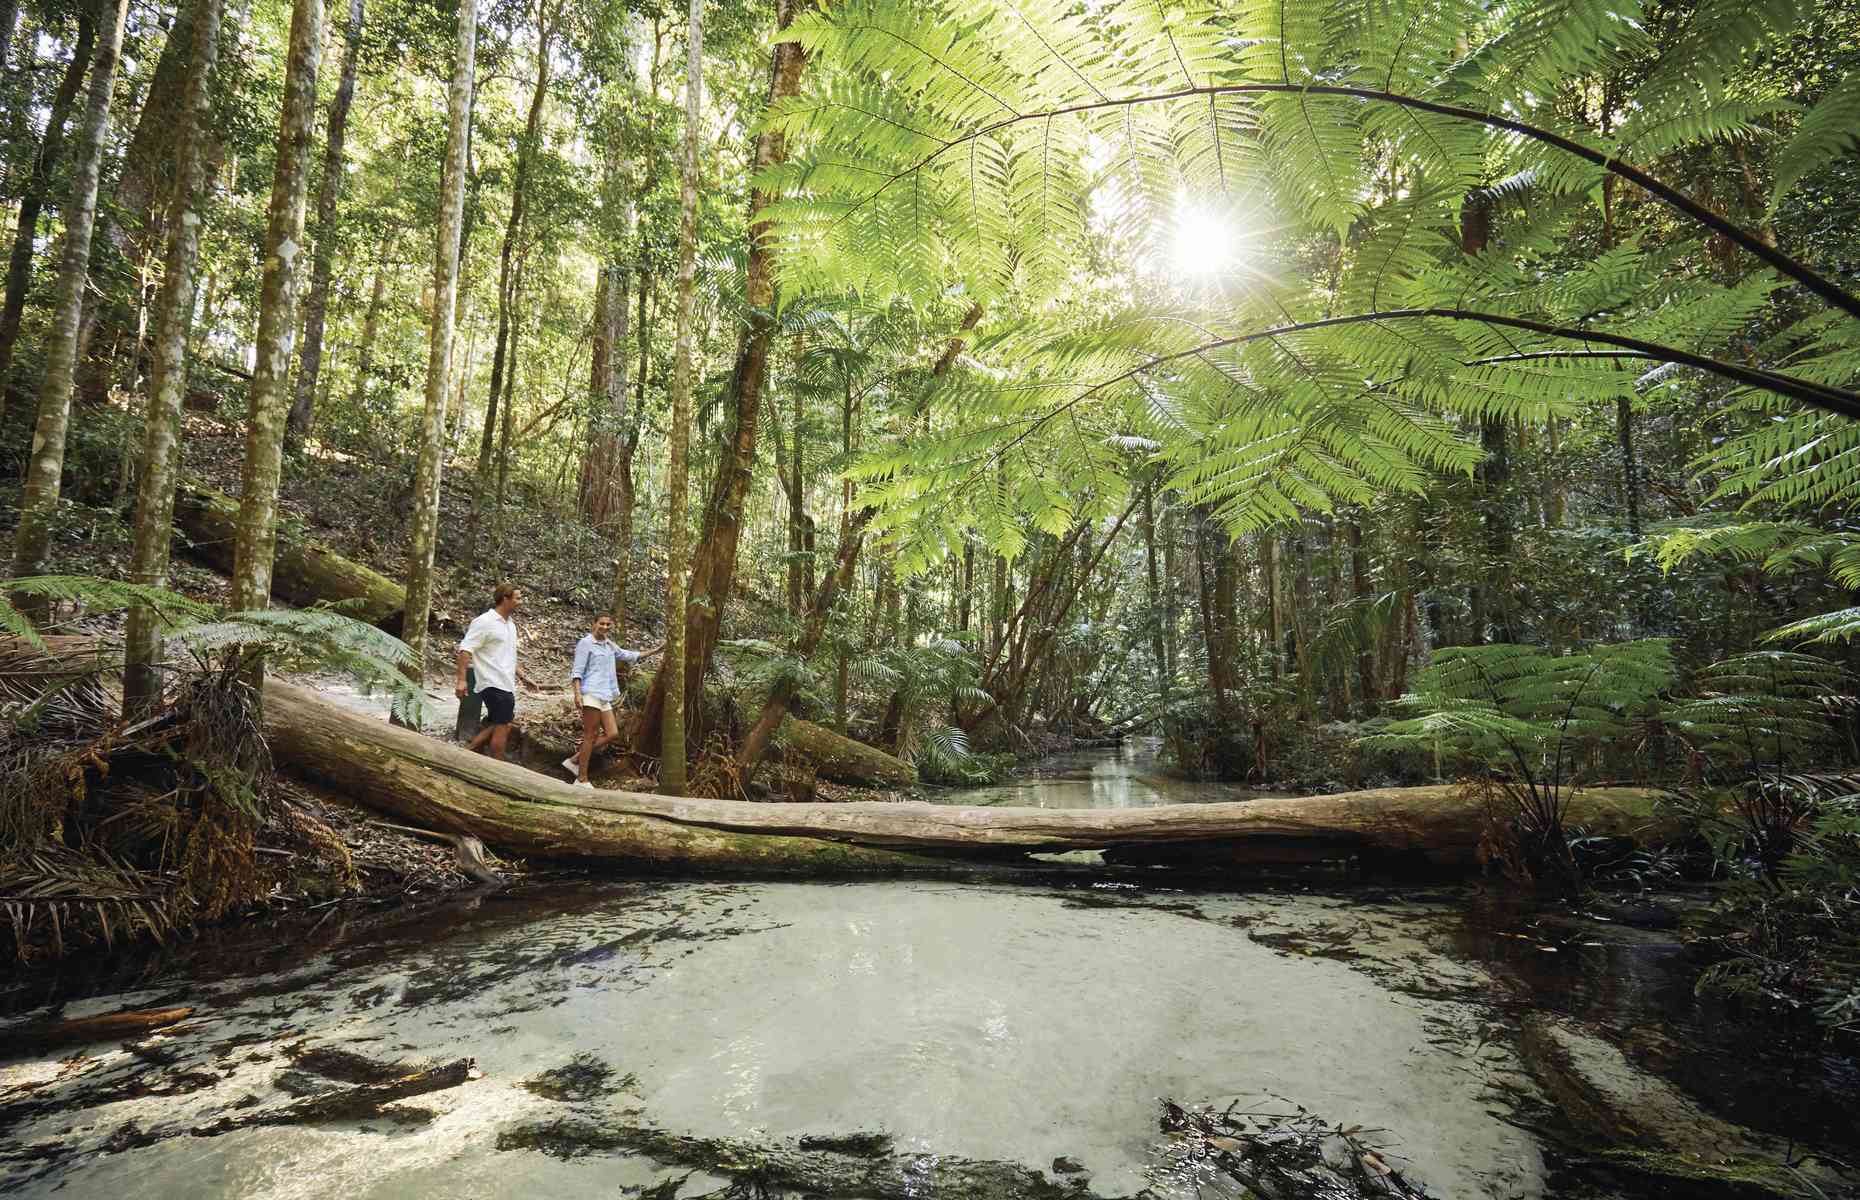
[[783, 716, 916, 787], [174, 479, 406, 630], [260, 680, 1682, 874]]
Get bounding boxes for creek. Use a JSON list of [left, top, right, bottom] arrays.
[[2, 748, 1855, 1199]]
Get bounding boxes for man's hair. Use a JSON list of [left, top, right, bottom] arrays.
[[493, 582, 519, 606]]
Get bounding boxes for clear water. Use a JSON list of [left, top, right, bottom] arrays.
[[3, 749, 1853, 1200], [923, 738, 1288, 808]]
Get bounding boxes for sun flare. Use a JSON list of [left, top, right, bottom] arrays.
[[1170, 203, 1242, 278]]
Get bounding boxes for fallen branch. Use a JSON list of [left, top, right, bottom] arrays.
[[191, 1058, 476, 1137]]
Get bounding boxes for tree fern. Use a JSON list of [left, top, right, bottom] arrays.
[[1364, 640, 1675, 779], [1667, 651, 1846, 773], [1, 576, 214, 651]]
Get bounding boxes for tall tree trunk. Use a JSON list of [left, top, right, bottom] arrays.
[[71, 0, 199, 411], [1476, 412, 1512, 642], [579, 268, 613, 514], [9, 0, 128, 612], [122, 0, 224, 717], [1544, 417, 1566, 527], [0, 12, 94, 405], [0, 0, 17, 73], [493, 268, 525, 532], [1291, 526, 1313, 681], [635, 0, 809, 757], [471, 0, 554, 548], [230, 0, 326, 614], [399, 0, 476, 702], [1264, 532, 1282, 678], [659, 0, 702, 795], [346, 258, 388, 414], [959, 539, 974, 633], [1348, 516, 1376, 715], [286, 0, 365, 445], [787, 379, 805, 615], [1142, 479, 1170, 710], [1617, 394, 1639, 538], [1197, 509, 1235, 721], [612, 276, 649, 629]]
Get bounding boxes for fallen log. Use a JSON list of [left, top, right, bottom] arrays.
[[0, 1006, 195, 1060], [496, 1119, 1093, 1200], [784, 717, 916, 787], [191, 1058, 476, 1137], [261, 680, 1681, 873], [173, 479, 406, 631]]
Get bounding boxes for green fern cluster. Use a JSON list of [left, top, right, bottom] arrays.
[[757, 0, 1860, 563], [1364, 640, 1675, 777], [1666, 651, 1848, 771], [1, 575, 425, 726]]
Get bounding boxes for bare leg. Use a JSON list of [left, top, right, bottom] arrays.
[[466, 723, 495, 754], [488, 723, 511, 761], [576, 707, 601, 782]]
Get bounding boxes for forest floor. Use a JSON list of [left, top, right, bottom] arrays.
[[1, 410, 925, 967]]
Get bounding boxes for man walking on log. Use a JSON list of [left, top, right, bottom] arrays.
[[564, 614, 661, 786], [457, 583, 523, 760]]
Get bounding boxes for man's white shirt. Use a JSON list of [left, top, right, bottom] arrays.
[[459, 608, 518, 694]]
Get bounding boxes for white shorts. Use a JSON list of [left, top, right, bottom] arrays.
[[581, 697, 613, 713]]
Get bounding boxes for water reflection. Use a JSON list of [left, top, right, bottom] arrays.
[[927, 738, 1288, 809]]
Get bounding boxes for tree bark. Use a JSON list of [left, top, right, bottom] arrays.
[[471, 0, 555, 547], [1617, 394, 1640, 537], [659, 0, 703, 794], [399, 0, 476, 698], [123, 0, 226, 717], [1141, 481, 1169, 709], [260, 678, 1677, 872], [9, 0, 129, 614], [787, 380, 805, 615], [1348, 516, 1376, 715], [0, 0, 16, 74], [285, 0, 365, 444], [0, 11, 94, 405], [345, 257, 388, 415], [635, 0, 811, 758], [71, 0, 199, 410], [1264, 532, 1282, 677], [231, 0, 325, 615]]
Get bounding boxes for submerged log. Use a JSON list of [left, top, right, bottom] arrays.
[[784, 716, 916, 787], [260, 680, 1681, 873], [496, 1118, 1094, 1200], [173, 479, 406, 630], [0, 1006, 195, 1060], [191, 1058, 476, 1137]]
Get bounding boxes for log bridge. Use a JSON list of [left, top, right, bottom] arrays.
[[263, 680, 1681, 875]]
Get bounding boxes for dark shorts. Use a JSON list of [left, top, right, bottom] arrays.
[[479, 687, 515, 726]]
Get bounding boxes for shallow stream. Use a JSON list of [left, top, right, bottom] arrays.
[[3, 749, 1855, 1199]]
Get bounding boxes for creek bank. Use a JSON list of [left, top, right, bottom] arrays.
[[1518, 1013, 1848, 1198]]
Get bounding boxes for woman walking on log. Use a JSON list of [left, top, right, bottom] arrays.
[[565, 613, 660, 786]]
